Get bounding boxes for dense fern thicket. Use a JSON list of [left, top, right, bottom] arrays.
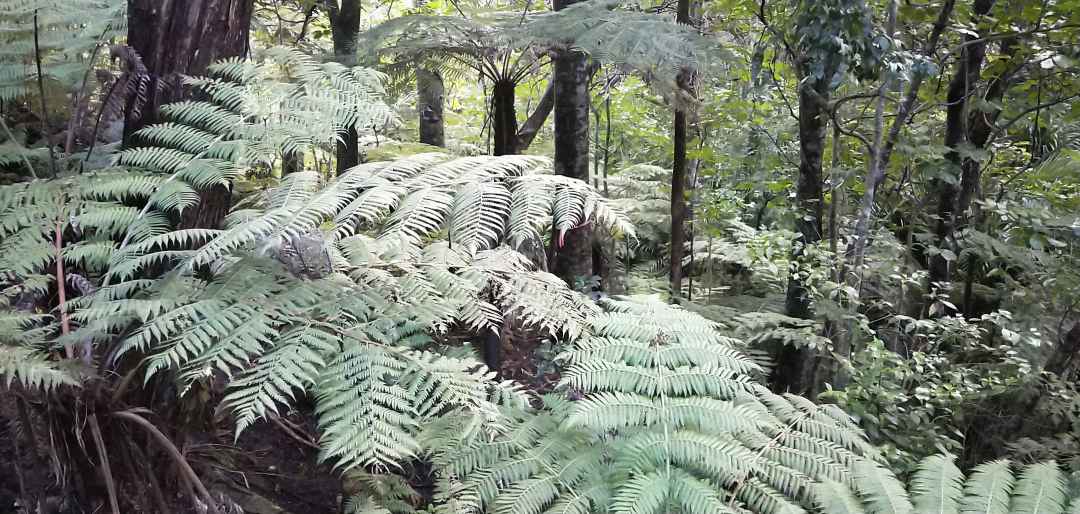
[[3, 0, 1080, 512], [426, 297, 878, 514]]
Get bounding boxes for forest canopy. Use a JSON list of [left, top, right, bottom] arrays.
[[1, 0, 1079, 513]]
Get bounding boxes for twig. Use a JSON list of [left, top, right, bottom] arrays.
[[82, 76, 121, 169], [54, 221, 74, 359], [88, 414, 120, 514], [0, 117, 39, 179], [33, 10, 58, 178], [985, 93, 1080, 147], [65, 30, 109, 155], [111, 409, 222, 514], [270, 415, 322, 450]]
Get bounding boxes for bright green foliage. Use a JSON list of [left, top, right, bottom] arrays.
[[425, 297, 877, 514], [362, 0, 724, 99], [118, 46, 395, 192], [0, 47, 632, 473], [64, 151, 630, 470], [820, 454, 1080, 514]]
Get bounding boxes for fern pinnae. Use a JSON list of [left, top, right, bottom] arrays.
[[1008, 461, 1067, 514], [853, 459, 913, 514], [959, 459, 1015, 514], [910, 454, 963, 514], [450, 181, 512, 253], [815, 481, 865, 514]]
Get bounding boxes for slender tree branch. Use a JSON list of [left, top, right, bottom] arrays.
[[0, 117, 39, 179], [516, 80, 554, 151], [946, 23, 1080, 56], [82, 76, 121, 169], [986, 93, 1080, 147], [33, 10, 58, 178], [54, 221, 75, 359]]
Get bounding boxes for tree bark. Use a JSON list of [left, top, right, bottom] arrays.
[[784, 83, 828, 320], [932, 0, 996, 285], [326, 0, 362, 174], [492, 80, 519, 156], [958, 37, 1017, 216], [847, 0, 954, 274], [126, 0, 254, 230], [551, 0, 592, 286], [772, 80, 829, 396], [668, 0, 694, 300], [282, 151, 302, 175], [516, 81, 555, 152], [417, 67, 445, 147]]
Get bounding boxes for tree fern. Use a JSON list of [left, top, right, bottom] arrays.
[[1, 45, 630, 475], [819, 455, 1080, 514], [362, 0, 728, 99], [424, 296, 874, 514]]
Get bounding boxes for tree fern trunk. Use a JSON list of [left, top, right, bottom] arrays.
[[126, 0, 254, 230], [327, 0, 362, 174], [668, 0, 696, 300], [492, 80, 519, 156], [418, 67, 445, 147], [551, 0, 592, 286]]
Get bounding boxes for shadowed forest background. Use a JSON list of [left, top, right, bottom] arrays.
[[1, 0, 1080, 512]]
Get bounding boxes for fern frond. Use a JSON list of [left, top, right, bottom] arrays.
[[959, 460, 1015, 514], [853, 459, 913, 514], [0, 344, 78, 391], [910, 454, 963, 514]]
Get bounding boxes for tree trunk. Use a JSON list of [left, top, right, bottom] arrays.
[[668, 0, 695, 300], [327, 0, 362, 174], [958, 37, 1017, 216], [417, 67, 445, 147], [670, 108, 688, 299], [516, 81, 555, 152], [785, 83, 828, 320], [551, 0, 592, 286], [847, 0, 953, 274], [772, 79, 829, 395], [492, 80, 519, 156], [126, 0, 254, 230], [932, 0, 996, 285]]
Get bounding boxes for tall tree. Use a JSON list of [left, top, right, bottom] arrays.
[[126, 0, 255, 230], [846, 0, 954, 275], [326, 0, 362, 174], [931, 0, 996, 285], [551, 0, 592, 285], [668, 0, 696, 299], [772, 0, 877, 395], [417, 66, 445, 147]]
